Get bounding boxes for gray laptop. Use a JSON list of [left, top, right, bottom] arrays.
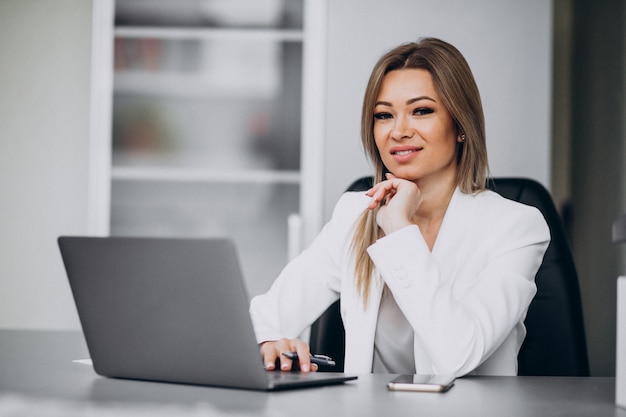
[[58, 236, 357, 391]]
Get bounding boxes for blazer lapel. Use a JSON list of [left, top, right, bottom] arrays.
[[431, 188, 475, 277]]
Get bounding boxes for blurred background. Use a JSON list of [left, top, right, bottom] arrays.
[[0, 0, 624, 377]]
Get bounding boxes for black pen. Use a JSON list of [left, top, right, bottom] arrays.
[[282, 352, 336, 367]]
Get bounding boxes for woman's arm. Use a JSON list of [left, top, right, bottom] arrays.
[[368, 203, 550, 377], [249, 192, 368, 370]]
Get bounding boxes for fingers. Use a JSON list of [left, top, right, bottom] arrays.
[[365, 176, 400, 210], [259, 338, 316, 373], [365, 175, 423, 235], [260, 340, 280, 371], [295, 342, 313, 373], [276, 338, 307, 371]]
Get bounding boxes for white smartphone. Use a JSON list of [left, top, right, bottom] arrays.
[[387, 374, 455, 392]]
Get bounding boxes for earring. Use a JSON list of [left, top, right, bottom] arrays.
[[460, 134, 466, 142]]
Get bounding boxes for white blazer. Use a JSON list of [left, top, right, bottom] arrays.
[[250, 188, 550, 376]]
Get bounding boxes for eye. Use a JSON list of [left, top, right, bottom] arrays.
[[374, 112, 393, 120], [413, 107, 434, 116]]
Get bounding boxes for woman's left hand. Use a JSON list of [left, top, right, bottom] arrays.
[[365, 173, 423, 235]]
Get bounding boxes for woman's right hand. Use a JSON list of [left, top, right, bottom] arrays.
[[259, 338, 317, 372], [366, 173, 423, 235]]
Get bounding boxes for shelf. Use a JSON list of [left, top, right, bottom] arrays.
[[114, 70, 279, 97], [114, 26, 304, 42], [113, 27, 295, 97], [89, 0, 325, 269], [111, 166, 301, 184]]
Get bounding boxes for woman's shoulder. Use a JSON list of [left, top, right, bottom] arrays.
[[314, 191, 369, 244], [464, 188, 530, 210], [460, 189, 547, 225], [332, 190, 370, 218]]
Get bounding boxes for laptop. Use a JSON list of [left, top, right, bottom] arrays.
[[58, 236, 357, 391]]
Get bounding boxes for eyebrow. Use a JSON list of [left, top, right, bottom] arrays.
[[375, 96, 437, 107]]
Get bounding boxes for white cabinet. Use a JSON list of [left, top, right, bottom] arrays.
[[89, 0, 327, 296]]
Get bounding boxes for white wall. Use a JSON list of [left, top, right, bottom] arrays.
[[0, 0, 552, 330], [0, 0, 92, 329], [322, 0, 553, 218]]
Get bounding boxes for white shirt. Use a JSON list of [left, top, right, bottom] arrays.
[[372, 285, 415, 373]]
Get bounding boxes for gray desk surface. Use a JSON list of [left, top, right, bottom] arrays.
[[1, 329, 624, 417]]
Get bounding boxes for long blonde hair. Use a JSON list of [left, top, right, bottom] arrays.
[[352, 38, 489, 303]]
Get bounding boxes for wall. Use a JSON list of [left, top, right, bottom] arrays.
[[0, 0, 92, 329], [322, 0, 553, 218], [0, 1, 555, 332], [567, 0, 626, 376]]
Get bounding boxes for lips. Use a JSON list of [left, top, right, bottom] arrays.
[[390, 146, 422, 162], [391, 146, 422, 155]]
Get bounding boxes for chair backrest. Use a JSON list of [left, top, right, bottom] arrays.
[[309, 177, 590, 376]]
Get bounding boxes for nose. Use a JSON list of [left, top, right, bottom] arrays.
[[390, 115, 414, 140]]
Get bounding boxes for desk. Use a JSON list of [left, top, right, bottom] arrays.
[[0, 330, 624, 417]]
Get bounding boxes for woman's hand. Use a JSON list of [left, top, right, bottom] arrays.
[[259, 338, 318, 372], [366, 173, 423, 235]]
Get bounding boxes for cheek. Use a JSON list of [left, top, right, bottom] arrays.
[[432, 120, 458, 148], [372, 123, 386, 141], [372, 126, 386, 149], [440, 134, 459, 155], [372, 132, 392, 165]]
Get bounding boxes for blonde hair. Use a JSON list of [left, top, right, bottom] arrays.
[[352, 38, 489, 303]]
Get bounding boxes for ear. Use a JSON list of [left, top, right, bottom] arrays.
[[457, 133, 466, 143]]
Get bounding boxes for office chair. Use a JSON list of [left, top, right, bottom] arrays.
[[309, 177, 590, 376]]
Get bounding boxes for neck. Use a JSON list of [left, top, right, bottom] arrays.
[[413, 176, 457, 222], [411, 178, 456, 252]]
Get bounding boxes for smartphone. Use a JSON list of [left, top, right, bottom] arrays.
[[387, 374, 455, 392]]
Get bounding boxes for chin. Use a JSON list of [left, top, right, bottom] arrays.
[[388, 170, 421, 182]]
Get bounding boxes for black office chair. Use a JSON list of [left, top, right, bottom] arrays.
[[309, 177, 590, 376]]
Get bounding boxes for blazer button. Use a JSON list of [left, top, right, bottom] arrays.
[[396, 267, 410, 288]]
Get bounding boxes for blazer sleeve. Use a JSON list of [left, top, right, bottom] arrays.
[[249, 192, 368, 343], [367, 195, 550, 377]]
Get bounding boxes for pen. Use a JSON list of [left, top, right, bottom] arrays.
[[282, 352, 336, 367]]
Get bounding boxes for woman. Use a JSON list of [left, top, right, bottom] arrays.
[[250, 38, 550, 377]]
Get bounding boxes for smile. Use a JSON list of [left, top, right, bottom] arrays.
[[390, 146, 422, 163], [391, 146, 422, 155], [393, 149, 418, 156]]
